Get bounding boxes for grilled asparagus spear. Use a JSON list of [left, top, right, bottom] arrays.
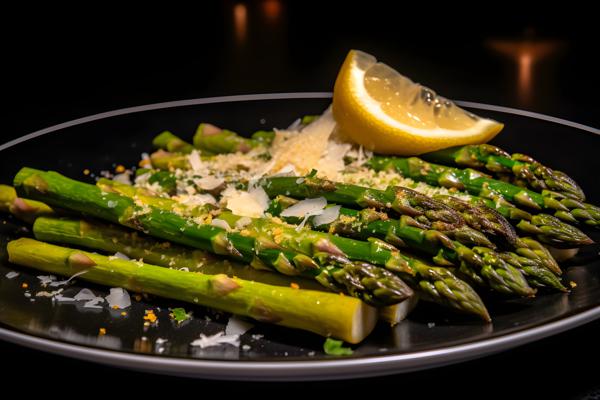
[[7, 238, 377, 343], [367, 156, 600, 227], [421, 144, 585, 200], [14, 168, 412, 307], [98, 177, 491, 319]]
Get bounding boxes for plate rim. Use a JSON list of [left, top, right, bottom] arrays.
[[1, 92, 598, 152], [1, 92, 599, 380]]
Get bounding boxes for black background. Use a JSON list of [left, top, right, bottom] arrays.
[[2, 2, 599, 398]]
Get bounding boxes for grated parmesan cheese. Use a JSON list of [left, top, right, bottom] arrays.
[[225, 315, 254, 336], [211, 218, 232, 231], [313, 205, 341, 226], [105, 287, 131, 309], [112, 252, 131, 260], [280, 197, 327, 218], [190, 332, 241, 348], [194, 176, 225, 191], [37, 275, 57, 286], [174, 193, 217, 208], [5, 271, 19, 279], [316, 140, 352, 179], [268, 107, 336, 175], [113, 172, 132, 185], [223, 185, 270, 218], [234, 216, 252, 229], [188, 150, 203, 171]]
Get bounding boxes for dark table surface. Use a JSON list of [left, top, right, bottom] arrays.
[[2, 3, 599, 398]]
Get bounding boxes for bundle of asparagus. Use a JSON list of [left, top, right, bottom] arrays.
[[420, 144, 585, 200], [367, 156, 600, 228], [152, 127, 594, 247], [8, 238, 376, 343], [0, 184, 413, 326], [142, 120, 596, 296], [2, 109, 597, 346]]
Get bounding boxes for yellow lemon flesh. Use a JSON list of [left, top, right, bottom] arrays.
[[332, 50, 504, 155]]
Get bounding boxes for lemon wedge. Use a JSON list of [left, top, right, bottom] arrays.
[[332, 50, 503, 155]]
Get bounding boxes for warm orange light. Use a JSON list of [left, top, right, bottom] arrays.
[[518, 53, 532, 104], [487, 39, 563, 106], [262, 0, 282, 23], [233, 3, 248, 44]]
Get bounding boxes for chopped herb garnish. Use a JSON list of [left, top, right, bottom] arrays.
[[148, 170, 177, 194], [170, 307, 191, 323], [323, 338, 353, 356]]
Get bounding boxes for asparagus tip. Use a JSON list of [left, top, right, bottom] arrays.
[[199, 123, 222, 137]]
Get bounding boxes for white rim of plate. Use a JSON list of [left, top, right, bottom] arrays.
[[0, 92, 599, 381]]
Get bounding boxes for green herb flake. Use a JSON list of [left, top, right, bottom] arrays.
[[170, 307, 191, 323], [323, 338, 353, 356]]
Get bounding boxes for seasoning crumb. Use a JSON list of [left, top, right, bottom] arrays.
[[290, 282, 300, 290], [121, 311, 128, 316], [242, 344, 251, 351], [83, 169, 90, 176], [427, 322, 436, 328], [99, 328, 107, 336], [570, 281, 577, 288], [115, 165, 126, 173], [144, 309, 158, 324], [134, 294, 142, 301], [21, 282, 28, 289]]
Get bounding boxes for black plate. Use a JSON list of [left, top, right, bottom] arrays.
[[1, 93, 599, 380]]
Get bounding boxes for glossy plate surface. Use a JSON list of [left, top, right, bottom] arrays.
[[0, 93, 599, 380]]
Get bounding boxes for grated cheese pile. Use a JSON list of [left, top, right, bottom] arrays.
[[133, 106, 469, 233], [269, 107, 338, 175], [190, 332, 241, 349]]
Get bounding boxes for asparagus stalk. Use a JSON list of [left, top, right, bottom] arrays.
[[429, 194, 562, 275], [150, 150, 194, 170], [32, 216, 414, 325], [421, 144, 585, 201], [99, 177, 415, 275], [151, 123, 592, 244], [145, 150, 591, 247], [193, 123, 262, 154], [345, 166, 591, 248], [367, 156, 600, 227], [8, 238, 377, 343], [269, 196, 565, 292], [126, 167, 559, 272], [152, 131, 195, 154], [98, 178, 490, 319], [120, 166, 559, 288], [192, 118, 308, 150], [15, 168, 412, 307], [260, 175, 516, 249], [432, 192, 593, 248], [0, 184, 55, 223], [251, 130, 276, 144], [110, 170, 536, 297]]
